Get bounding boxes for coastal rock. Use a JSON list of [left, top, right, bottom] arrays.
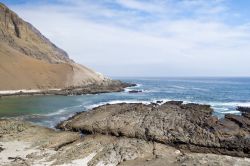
[[0, 119, 80, 150], [58, 101, 250, 158], [1, 119, 250, 166], [237, 106, 250, 119], [57, 81, 136, 95], [237, 106, 250, 113], [128, 90, 143, 93]]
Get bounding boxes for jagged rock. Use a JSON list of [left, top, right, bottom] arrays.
[[1, 119, 250, 166], [58, 101, 250, 158]]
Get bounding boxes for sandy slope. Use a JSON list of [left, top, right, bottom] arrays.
[[0, 42, 106, 90], [0, 3, 107, 90], [0, 42, 70, 90]]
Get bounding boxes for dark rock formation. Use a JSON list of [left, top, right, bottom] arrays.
[[58, 101, 250, 158], [128, 90, 143, 93], [237, 106, 250, 113]]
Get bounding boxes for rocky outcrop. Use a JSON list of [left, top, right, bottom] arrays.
[[58, 102, 250, 158], [128, 90, 143, 93], [1, 119, 250, 166], [58, 81, 136, 95], [237, 106, 250, 113]]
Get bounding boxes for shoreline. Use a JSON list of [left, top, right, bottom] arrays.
[[57, 101, 250, 158], [0, 81, 136, 98], [1, 101, 250, 165]]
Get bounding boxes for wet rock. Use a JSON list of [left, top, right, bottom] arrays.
[[237, 106, 250, 113], [156, 100, 163, 104], [237, 106, 250, 119], [128, 90, 143, 93]]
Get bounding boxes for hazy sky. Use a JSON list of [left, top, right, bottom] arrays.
[[3, 0, 250, 77]]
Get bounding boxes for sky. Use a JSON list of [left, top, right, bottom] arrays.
[[2, 0, 250, 77]]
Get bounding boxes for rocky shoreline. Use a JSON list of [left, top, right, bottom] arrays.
[[1, 101, 250, 165], [57, 101, 250, 158], [0, 80, 135, 98]]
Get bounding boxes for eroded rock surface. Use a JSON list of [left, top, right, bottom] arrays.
[[58, 101, 250, 158], [1, 119, 250, 166]]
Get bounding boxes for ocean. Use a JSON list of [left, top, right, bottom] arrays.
[[0, 77, 250, 128]]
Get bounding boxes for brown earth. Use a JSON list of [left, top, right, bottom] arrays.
[[0, 3, 111, 91]]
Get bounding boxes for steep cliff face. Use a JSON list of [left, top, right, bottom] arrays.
[[0, 3, 71, 63], [0, 3, 107, 90]]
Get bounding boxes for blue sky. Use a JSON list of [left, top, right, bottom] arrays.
[[2, 0, 250, 77]]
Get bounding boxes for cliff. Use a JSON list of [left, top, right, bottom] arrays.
[[0, 3, 109, 90]]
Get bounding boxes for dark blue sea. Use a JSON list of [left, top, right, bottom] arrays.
[[0, 77, 250, 128]]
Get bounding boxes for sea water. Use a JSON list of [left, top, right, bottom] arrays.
[[0, 77, 250, 128]]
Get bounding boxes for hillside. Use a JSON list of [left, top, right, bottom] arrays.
[[0, 3, 107, 90]]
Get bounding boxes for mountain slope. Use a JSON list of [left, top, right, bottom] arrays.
[[0, 3, 107, 90]]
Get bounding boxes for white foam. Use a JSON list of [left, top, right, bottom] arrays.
[[87, 99, 250, 110], [190, 87, 209, 92], [212, 107, 229, 111], [46, 109, 67, 116], [135, 83, 142, 88], [124, 88, 131, 92], [209, 102, 250, 107], [84, 98, 179, 110], [171, 85, 186, 89], [124, 83, 142, 92], [85, 100, 152, 110], [214, 110, 241, 114], [141, 89, 159, 93], [46, 105, 83, 116]]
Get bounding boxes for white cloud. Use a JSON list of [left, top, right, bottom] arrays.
[[115, 0, 166, 13], [9, 0, 250, 76]]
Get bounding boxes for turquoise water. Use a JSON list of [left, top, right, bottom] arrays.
[[1, 77, 250, 128]]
